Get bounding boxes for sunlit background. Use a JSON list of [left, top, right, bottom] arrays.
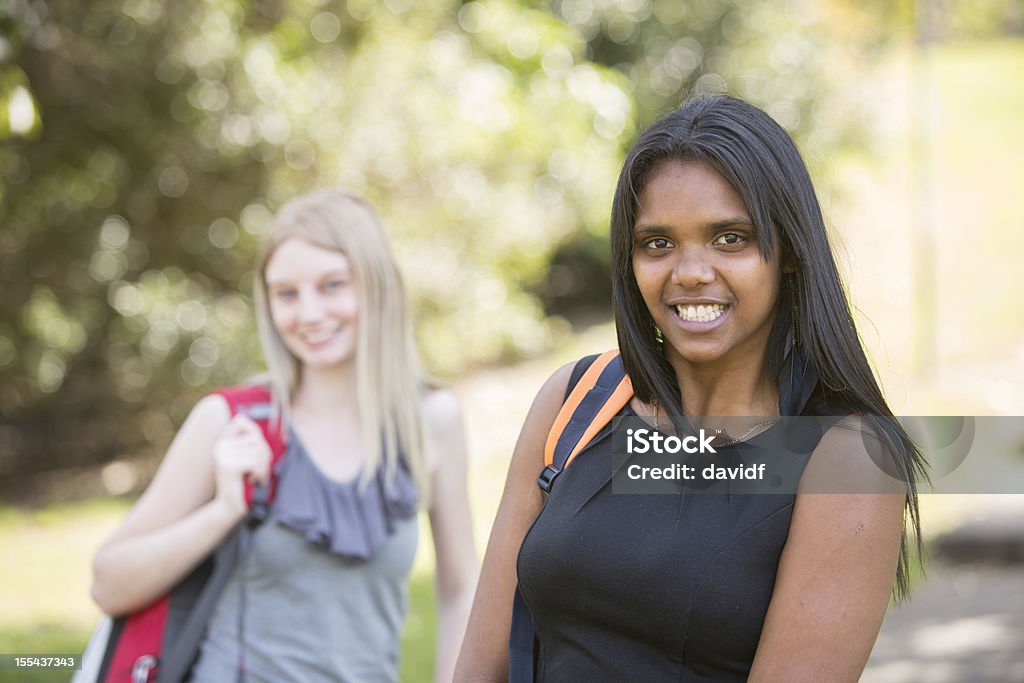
[[1, 0, 1022, 681]]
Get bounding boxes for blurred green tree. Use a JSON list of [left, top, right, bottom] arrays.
[[0, 0, 631, 493], [1, 0, 272, 493], [8, 0, 1010, 492]]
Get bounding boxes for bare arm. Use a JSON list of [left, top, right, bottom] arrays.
[[422, 389, 479, 683], [91, 395, 272, 616], [748, 421, 907, 682], [453, 363, 574, 683]]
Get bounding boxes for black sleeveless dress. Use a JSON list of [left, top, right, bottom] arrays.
[[516, 358, 832, 681]]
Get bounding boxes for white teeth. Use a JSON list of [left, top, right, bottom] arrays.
[[675, 304, 726, 322]]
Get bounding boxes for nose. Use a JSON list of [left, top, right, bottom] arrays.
[[671, 246, 716, 288], [296, 288, 327, 323]]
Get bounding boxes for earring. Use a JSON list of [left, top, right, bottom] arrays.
[[653, 324, 664, 350], [823, 375, 848, 392]]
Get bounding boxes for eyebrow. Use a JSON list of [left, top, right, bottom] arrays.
[[634, 217, 754, 235], [265, 268, 352, 287]]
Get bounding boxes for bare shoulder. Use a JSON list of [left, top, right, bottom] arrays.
[[799, 415, 909, 495], [142, 391, 233, 490], [537, 360, 576, 404], [524, 361, 575, 427], [793, 414, 907, 548], [421, 387, 464, 453], [420, 387, 466, 478], [185, 393, 233, 433], [149, 392, 232, 474], [497, 360, 575, 481], [422, 386, 462, 429], [100, 392, 234, 545]]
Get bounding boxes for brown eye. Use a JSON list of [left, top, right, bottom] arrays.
[[712, 232, 746, 247], [645, 237, 672, 250]]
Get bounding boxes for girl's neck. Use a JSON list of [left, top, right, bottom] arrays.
[[671, 356, 778, 418], [291, 362, 359, 418]]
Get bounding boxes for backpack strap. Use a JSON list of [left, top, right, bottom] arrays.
[[537, 350, 633, 494], [156, 528, 246, 683], [509, 351, 634, 683]]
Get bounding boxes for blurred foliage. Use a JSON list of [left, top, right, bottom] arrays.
[[0, 0, 632, 488], [1, 0, 1017, 486], [1, 0, 272, 489], [555, 0, 869, 149]]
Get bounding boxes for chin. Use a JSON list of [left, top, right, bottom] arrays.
[[667, 343, 728, 367], [307, 350, 355, 368], [288, 343, 356, 370]]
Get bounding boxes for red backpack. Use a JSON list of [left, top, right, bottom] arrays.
[[90, 385, 286, 683]]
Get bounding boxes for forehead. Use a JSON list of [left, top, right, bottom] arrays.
[[635, 160, 749, 226], [264, 237, 351, 283]]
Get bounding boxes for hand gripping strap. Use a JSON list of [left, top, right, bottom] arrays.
[[538, 350, 633, 494], [212, 385, 287, 520], [97, 387, 286, 683]]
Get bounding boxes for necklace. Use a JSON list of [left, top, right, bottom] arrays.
[[711, 416, 781, 447], [653, 402, 780, 447]]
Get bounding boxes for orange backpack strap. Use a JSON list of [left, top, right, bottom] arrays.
[[537, 350, 633, 494]]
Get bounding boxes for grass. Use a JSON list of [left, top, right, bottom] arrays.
[[0, 500, 126, 683]]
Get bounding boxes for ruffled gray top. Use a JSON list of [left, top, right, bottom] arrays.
[[189, 432, 420, 683], [273, 428, 419, 558]]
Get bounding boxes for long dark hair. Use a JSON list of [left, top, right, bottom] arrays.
[[610, 94, 925, 599]]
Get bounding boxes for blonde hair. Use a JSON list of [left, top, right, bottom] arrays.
[[252, 189, 429, 502]]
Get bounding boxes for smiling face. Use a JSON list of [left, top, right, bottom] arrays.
[[264, 237, 359, 370], [632, 160, 783, 373]]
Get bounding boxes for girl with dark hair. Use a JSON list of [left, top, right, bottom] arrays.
[[455, 94, 924, 681]]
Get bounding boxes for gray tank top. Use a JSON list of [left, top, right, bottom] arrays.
[[189, 432, 419, 683]]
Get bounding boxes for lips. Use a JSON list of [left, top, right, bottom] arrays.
[[299, 327, 343, 347], [668, 302, 730, 330]]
